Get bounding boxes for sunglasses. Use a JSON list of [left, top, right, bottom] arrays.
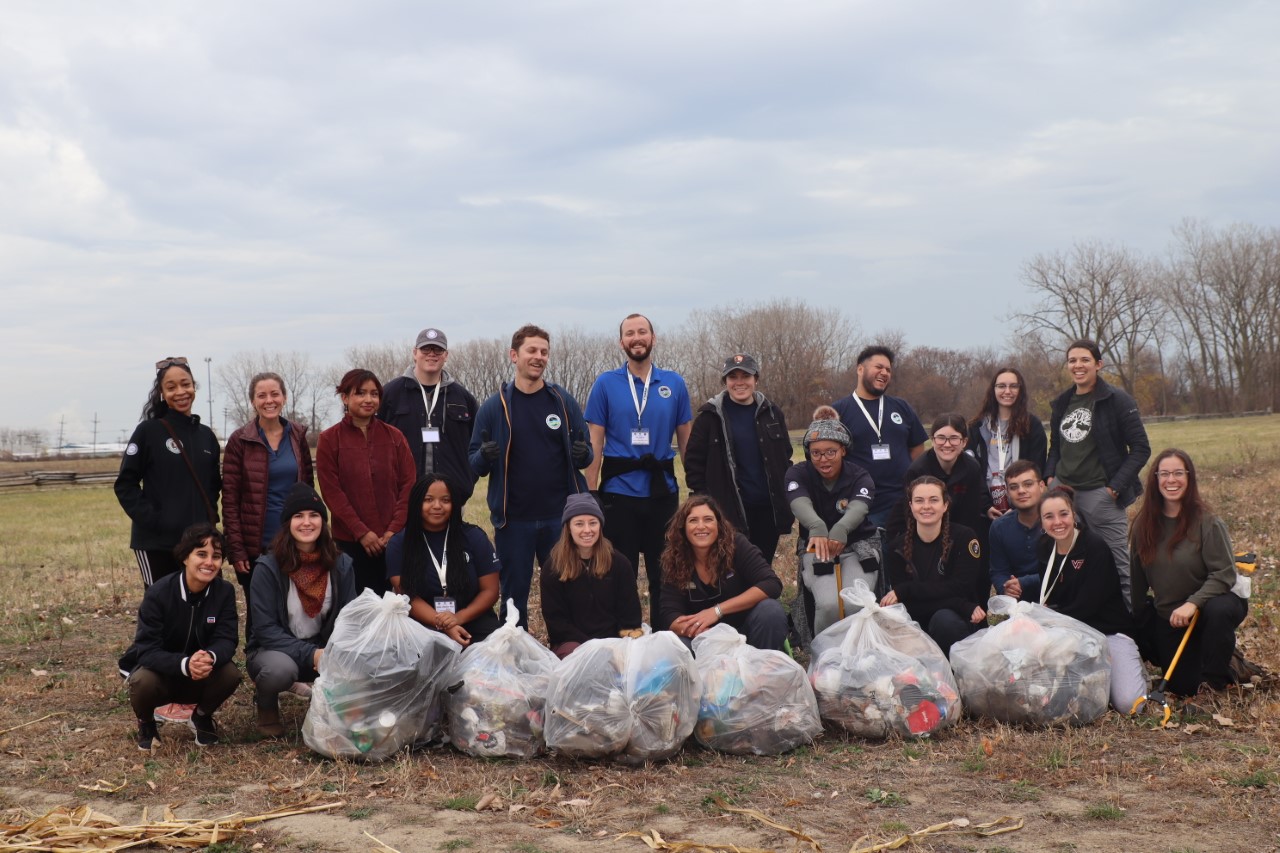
[[155, 356, 190, 370]]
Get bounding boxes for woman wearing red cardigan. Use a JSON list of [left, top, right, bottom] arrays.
[[316, 369, 415, 595]]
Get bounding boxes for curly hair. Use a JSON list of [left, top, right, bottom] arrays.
[[1130, 448, 1208, 566], [902, 476, 951, 575], [660, 495, 736, 591], [968, 366, 1032, 438]]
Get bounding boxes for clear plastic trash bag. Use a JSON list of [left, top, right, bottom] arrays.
[[691, 623, 821, 755], [303, 590, 460, 761], [544, 629, 700, 764], [950, 595, 1111, 727], [444, 601, 560, 758], [807, 581, 962, 739]]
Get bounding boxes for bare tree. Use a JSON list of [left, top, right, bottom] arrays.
[[449, 337, 512, 401], [343, 341, 409, 386], [216, 350, 334, 434]]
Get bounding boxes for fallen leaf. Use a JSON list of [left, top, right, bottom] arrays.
[[1213, 714, 1235, 727], [62, 616, 74, 625], [982, 737, 995, 756], [31, 669, 48, 677], [1183, 724, 1207, 734], [559, 798, 592, 807]]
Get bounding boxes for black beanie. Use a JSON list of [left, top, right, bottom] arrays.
[[280, 482, 328, 526]]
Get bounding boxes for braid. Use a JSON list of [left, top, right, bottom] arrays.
[[940, 513, 952, 563], [902, 513, 916, 578]]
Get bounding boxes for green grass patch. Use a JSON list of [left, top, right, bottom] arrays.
[[441, 795, 479, 811], [1227, 770, 1276, 788], [1084, 802, 1123, 820], [865, 787, 906, 807]]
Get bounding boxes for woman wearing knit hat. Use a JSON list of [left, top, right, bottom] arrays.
[[539, 492, 643, 658], [784, 409, 881, 640], [386, 474, 501, 647], [247, 483, 357, 737]]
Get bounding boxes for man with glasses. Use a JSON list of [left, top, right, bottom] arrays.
[[987, 460, 1047, 600]]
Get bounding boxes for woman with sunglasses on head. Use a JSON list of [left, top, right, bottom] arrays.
[[316, 369, 416, 596], [967, 367, 1046, 515], [1129, 449, 1248, 698], [222, 372, 315, 629], [115, 357, 222, 588], [881, 476, 986, 657], [386, 473, 501, 648], [657, 495, 787, 652]]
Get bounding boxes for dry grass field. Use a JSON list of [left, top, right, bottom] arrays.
[[0, 417, 1277, 852]]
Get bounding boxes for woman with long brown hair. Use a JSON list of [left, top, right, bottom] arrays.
[[539, 493, 643, 658], [657, 495, 786, 651], [1130, 449, 1248, 696], [966, 366, 1046, 514]]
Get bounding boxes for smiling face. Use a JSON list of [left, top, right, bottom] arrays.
[[420, 480, 453, 532], [931, 424, 966, 466], [1066, 347, 1102, 392], [908, 482, 948, 528], [510, 336, 550, 384], [161, 366, 196, 415], [341, 380, 381, 421], [1007, 470, 1046, 511], [413, 345, 448, 381], [994, 371, 1021, 411], [619, 316, 654, 363], [290, 509, 324, 552], [1039, 497, 1076, 543], [809, 439, 845, 480], [569, 515, 601, 554], [724, 369, 757, 404], [683, 503, 720, 551], [251, 378, 286, 423], [1156, 455, 1190, 506], [182, 537, 223, 593]]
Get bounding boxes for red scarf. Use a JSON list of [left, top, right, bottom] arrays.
[[291, 551, 328, 618]]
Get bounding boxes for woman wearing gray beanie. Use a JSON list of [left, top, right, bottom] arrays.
[[539, 493, 643, 658]]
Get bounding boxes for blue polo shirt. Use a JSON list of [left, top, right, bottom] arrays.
[[832, 392, 926, 518], [988, 511, 1042, 594], [585, 364, 692, 498]]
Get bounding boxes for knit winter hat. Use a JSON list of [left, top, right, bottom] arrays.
[[561, 492, 605, 527], [281, 482, 328, 526], [803, 419, 851, 449]]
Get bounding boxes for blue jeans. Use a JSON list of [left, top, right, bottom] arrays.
[[494, 516, 560, 628]]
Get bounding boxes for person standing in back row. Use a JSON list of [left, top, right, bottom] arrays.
[[378, 327, 480, 504], [832, 345, 926, 529], [584, 314, 693, 610], [1044, 339, 1149, 606], [470, 325, 593, 627]]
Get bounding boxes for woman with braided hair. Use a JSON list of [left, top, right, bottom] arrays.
[[881, 476, 986, 657]]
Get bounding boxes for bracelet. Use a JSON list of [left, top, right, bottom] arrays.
[[714, 604, 723, 619]]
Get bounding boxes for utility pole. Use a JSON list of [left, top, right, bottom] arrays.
[[56, 416, 65, 457], [92, 412, 100, 455], [204, 356, 214, 423]]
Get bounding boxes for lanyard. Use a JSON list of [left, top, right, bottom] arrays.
[[1039, 529, 1078, 605], [424, 526, 449, 595], [991, 417, 1009, 473], [416, 381, 442, 426], [852, 395, 883, 442], [627, 366, 654, 427]]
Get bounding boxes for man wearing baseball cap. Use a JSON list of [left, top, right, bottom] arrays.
[[378, 327, 480, 503]]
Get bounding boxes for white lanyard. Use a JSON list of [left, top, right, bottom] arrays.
[[1039, 529, 1078, 605], [853, 395, 883, 442], [627, 366, 654, 427], [992, 417, 1009, 473], [416, 381, 442, 426], [424, 526, 449, 594]]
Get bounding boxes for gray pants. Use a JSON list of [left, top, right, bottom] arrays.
[[1107, 633, 1146, 713], [247, 649, 314, 711], [1072, 487, 1132, 608], [801, 551, 878, 636]]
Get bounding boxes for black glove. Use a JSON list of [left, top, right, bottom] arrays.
[[571, 439, 591, 467], [479, 431, 501, 464]]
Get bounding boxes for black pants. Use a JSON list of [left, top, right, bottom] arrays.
[[1136, 593, 1247, 693], [741, 501, 782, 565], [337, 539, 389, 596], [599, 491, 679, 611], [128, 664, 243, 720], [134, 549, 180, 588]]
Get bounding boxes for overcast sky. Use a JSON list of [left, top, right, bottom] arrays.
[[2, 1, 1278, 443]]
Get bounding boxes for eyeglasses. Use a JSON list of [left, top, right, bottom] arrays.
[[1156, 469, 1189, 480], [932, 435, 964, 446], [994, 383, 1020, 391], [155, 356, 189, 370], [810, 448, 842, 460]]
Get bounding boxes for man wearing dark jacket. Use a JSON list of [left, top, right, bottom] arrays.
[[1045, 339, 1150, 605], [685, 353, 794, 562], [378, 327, 479, 503]]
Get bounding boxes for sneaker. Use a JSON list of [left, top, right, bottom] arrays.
[[191, 711, 219, 747], [154, 703, 196, 726], [286, 681, 313, 699], [137, 720, 161, 751]]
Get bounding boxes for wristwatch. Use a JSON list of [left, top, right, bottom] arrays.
[[714, 604, 723, 619]]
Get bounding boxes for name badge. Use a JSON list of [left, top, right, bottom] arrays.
[[434, 596, 456, 614], [421, 427, 441, 443], [871, 443, 891, 461], [631, 429, 650, 446]]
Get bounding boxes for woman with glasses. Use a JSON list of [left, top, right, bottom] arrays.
[[116, 356, 222, 588], [657, 495, 787, 652], [881, 476, 986, 656], [966, 367, 1046, 514], [784, 411, 880, 637], [1129, 449, 1248, 697]]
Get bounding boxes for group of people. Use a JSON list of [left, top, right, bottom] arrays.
[[113, 328, 1251, 750]]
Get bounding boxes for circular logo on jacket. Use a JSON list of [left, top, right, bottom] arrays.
[[125, 443, 139, 456], [859, 487, 869, 496], [165, 438, 182, 454], [968, 538, 981, 559], [787, 481, 799, 492], [545, 414, 562, 430], [890, 412, 904, 425], [658, 385, 672, 398]]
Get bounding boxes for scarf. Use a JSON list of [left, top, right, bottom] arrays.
[[291, 551, 328, 618]]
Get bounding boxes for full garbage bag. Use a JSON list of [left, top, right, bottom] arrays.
[[807, 581, 961, 738], [691, 624, 821, 755], [303, 590, 460, 761], [544, 629, 700, 764], [444, 602, 560, 758], [950, 595, 1111, 726]]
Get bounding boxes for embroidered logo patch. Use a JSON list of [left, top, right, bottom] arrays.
[[968, 539, 981, 559], [658, 385, 672, 398], [859, 487, 869, 496], [890, 412, 904, 425], [1072, 559, 1084, 571], [787, 481, 799, 492], [165, 438, 182, 454], [126, 443, 139, 456], [733, 354, 744, 363], [545, 414, 562, 430]]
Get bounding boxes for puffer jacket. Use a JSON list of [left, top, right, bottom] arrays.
[[222, 419, 314, 565]]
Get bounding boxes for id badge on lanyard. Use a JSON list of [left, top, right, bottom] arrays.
[[433, 596, 456, 614], [871, 443, 891, 460]]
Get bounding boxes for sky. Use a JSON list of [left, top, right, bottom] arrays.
[[2, 1, 1278, 444]]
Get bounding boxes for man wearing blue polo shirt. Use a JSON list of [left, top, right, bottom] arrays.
[[584, 314, 693, 609], [832, 345, 926, 528]]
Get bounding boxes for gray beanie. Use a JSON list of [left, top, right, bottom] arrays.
[[562, 492, 605, 526], [803, 419, 851, 449]]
